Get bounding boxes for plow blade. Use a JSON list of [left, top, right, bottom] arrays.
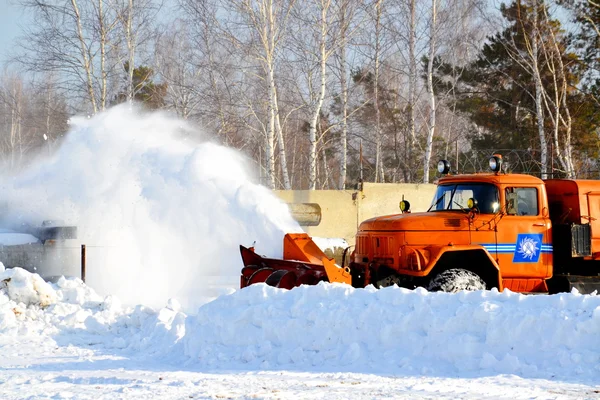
[[240, 233, 351, 289]]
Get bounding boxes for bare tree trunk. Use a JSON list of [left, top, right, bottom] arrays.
[[374, 0, 384, 183], [423, 0, 437, 183], [125, 0, 135, 103], [71, 0, 98, 113], [543, 6, 574, 178], [308, 0, 331, 190], [266, 62, 277, 189], [337, 2, 349, 190], [98, 0, 108, 111], [407, 0, 417, 182], [273, 86, 291, 189], [338, 46, 348, 189], [544, 52, 569, 176], [10, 97, 17, 169], [233, 0, 295, 189], [321, 144, 332, 189], [530, 0, 547, 178]]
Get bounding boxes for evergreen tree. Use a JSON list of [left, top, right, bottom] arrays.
[[115, 63, 167, 110], [435, 1, 600, 175]]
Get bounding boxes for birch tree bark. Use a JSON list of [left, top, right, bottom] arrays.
[[336, 8, 349, 189], [223, 0, 295, 189], [423, 0, 437, 183], [16, 0, 127, 113], [71, 0, 98, 113], [112, 0, 159, 105], [374, 0, 384, 183], [333, 0, 358, 189], [307, 0, 333, 190], [94, 0, 115, 111], [407, 0, 417, 182], [539, 5, 575, 178], [529, 0, 548, 178]]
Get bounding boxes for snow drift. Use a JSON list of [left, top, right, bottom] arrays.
[[183, 284, 600, 380], [1, 267, 598, 384]]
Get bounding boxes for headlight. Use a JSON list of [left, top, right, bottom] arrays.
[[437, 160, 451, 174], [489, 155, 502, 172]]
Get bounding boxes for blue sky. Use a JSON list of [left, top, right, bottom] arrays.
[[0, 0, 27, 62]]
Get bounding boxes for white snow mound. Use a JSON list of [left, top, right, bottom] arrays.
[[0, 267, 57, 307], [1, 269, 599, 384], [183, 283, 600, 380]]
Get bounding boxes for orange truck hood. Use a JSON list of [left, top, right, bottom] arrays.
[[359, 211, 472, 232]]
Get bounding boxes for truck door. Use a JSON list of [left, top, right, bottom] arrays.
[[497, 186, 551, 291]]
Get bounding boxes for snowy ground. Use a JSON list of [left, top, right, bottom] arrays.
[[0, 107, 599, 399], [0, 266, 599, 399]]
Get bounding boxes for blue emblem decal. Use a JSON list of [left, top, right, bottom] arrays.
[[513, 233, 543, 263]]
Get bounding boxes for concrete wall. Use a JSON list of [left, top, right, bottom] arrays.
[[275, 183, 437, 245]]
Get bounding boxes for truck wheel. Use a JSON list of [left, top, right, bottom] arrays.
[[427, 269, 486, 292]]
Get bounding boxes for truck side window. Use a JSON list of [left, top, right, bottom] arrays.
[[505, 187, 538, 216]]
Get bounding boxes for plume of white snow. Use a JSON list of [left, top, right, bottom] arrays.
[[0, 106, 301, 310]]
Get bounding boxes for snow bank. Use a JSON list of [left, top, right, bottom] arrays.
[[0, 267, 185, 354], [0, 268, 599, 383], [183, 284, 600, 381], [0, 264, 57, 308], [0, 105, 301, 310]]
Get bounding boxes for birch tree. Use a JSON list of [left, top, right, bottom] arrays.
[[335, 3, 350, 189], [113, 0, 161, 104], [523, 0, 548, 178], [155, 25, 198, 120], [407, 0, 417, 182], [539, 3, 574, 177], [422, 0, 437, 183], [0, 71, 67, 170], [1, 75, 25, 169], [332, 0, 361, 189], [308, 0, 333, 190], [373, 0, 384, 183], [218, 0, 295, 189], [16, 0, 120, 113], [290, 0, 337, 189]]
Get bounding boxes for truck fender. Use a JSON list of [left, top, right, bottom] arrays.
[[424, 245, 504, 291]]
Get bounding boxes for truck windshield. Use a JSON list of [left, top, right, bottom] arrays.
[[429, 183, 499, 214]]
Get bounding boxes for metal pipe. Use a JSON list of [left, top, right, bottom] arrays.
[[81, 244, 86, 283]]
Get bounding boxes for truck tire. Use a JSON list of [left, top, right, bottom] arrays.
[[427, 268, 486, 292]]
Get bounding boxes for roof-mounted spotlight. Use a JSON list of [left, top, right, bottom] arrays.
[[399, 199, 411, 213], [437, 160, 451, 175], [489, 154, 503, 173]]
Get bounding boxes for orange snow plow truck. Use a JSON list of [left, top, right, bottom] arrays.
[[240, 155, 600, 294]]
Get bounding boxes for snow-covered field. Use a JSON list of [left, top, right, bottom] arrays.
[[0, 266, 599, 399], [0, 107, 599, 399]]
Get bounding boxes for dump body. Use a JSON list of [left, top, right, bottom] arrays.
[[545, 179, 600, 258]]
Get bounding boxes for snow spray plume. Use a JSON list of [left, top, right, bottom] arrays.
[[0, 105, 301, 311]]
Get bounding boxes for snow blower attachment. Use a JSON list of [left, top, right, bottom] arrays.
[[240, 233, 352, 289]]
